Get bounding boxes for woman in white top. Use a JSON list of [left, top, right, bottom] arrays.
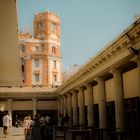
[[2, 112, 11, 138]]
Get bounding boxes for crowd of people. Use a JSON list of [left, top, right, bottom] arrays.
[[2, 112, 69, 140], [23, 113, 53, 140]]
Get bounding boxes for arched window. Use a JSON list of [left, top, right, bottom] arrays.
[[52, 46, 56, 54], [53, 60, 56, 68], [34, 59, 40, 67], [53, 75, 57, 82], [35, 74, 40, 82]]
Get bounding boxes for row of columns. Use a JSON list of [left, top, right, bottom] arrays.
[[2, 98, 37, 120], [58, 69, 126, 132]]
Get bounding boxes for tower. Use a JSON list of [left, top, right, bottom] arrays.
[[19, 11, 62, 87]]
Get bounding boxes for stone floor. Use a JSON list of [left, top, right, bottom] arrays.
[[0, 126, 25, 140]]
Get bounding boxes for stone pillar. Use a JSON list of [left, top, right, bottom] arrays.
[[63, 95, 67, 116], [32, 98, 37, 119], [57, 98, 60, 117], [7, 99, 13, 126], [78, 87, 85, 126], [134, 57, 140, 96], [96, 77, 107, 129], [86, 83, 94, 127], [67, 93, 73, 126], [112, 69, 125, 132], [60, 97, 63, 115], [72, 90, 78, 125]]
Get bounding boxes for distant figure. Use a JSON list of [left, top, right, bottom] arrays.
[[45, 115, 51, 125], [2, 112, 11, 138], [24, 116, 31, 135]]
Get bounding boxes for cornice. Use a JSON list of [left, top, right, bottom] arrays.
[[56, 19, 140, 95]]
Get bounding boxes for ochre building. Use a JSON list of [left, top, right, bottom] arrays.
[[19, 11, 62, 88]]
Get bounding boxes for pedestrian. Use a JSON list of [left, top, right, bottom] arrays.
[[2, 112, 12, 138], [23, 116, 31, 135]]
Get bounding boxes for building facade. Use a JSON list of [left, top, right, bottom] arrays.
[[56, 18, 140, 140], [19, 11, 62, 88], [0, 11, 62, 127]]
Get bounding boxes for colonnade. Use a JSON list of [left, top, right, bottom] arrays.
[[57, 64, 140, 132], [2, 98, 38, 120]]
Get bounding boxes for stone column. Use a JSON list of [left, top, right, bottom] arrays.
[[112, 69, 125, 132], [7, 99, 13, 126], [72, 90, 78, 125], [134, 57, 140, 96], [57, 98, 60, 117], [67, 93, 73, 126], [86, 83, 94, 127], [78, 87, 85, 126], [60, 96, 63, 115], [63, 95, 67, 116], [96, 77, 107, 129], [32, 98, 37, 119]]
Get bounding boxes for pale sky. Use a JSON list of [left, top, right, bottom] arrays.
[[18, 0, 140, 72]]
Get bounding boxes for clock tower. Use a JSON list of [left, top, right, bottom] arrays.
[[33, 12, 62, 87], [19, 11, 62, 88]]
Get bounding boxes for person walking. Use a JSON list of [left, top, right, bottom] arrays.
[[2, 112, 12, 138]]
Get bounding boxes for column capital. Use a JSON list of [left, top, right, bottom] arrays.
[[76, 86, 85, 91], [84, 82, 93, 88], [109, 68, 122, 74], [71, 90, 78, 95], [131, 55, 140, 67], [7, 99, 13, 102], [32, 98, 37, 102], [94, 76, 104, 83], [66, 92, 72, 97]]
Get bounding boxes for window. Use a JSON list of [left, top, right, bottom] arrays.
[[35, 46, 40, 52], [20, 44, 25, 52], [52, 46, 56, 54], [20, 58, 24, 65], [35, 74, 40, 82], [53, 60, 56, 68], [53, 75, 57, 82], [35, 59, 39, 67], [38, 22, 44, 30], [52, 22, 56, 32], [34, 46, 43, 52]]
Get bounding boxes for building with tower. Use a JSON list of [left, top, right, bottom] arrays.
[[19, 11, 62, 88]]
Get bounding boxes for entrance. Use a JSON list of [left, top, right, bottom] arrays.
[[106, 101, 115, 130], [125, 97, 140, 139]]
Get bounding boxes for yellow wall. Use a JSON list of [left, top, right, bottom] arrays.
[[37, 101, 57, 110], [123, 68, 140, 98], [13, 101, 33, 110]]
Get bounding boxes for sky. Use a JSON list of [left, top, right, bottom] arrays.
[[18, 0, 140, 72]]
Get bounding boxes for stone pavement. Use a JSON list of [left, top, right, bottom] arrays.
[[0, 126, 25, 140]]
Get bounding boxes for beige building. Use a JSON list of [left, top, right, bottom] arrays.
[[0, 1, 140, 140], [56, 18, 140, 140]]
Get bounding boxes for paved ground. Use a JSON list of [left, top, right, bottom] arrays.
[[0, 126, 25, 140]]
